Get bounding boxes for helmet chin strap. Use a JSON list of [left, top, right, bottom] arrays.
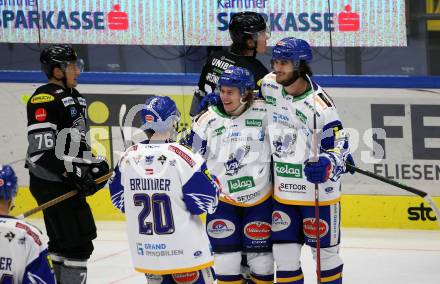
[[227, 97, 248, 116], [8, 199, 15, 212]]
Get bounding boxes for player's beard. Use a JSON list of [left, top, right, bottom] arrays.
[[276, 70, 300, 87]]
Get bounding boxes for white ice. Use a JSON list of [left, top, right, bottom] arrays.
[[30, 220, 440, 283]]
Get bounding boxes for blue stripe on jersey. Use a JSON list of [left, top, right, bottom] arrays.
[[23, 248, 56, 284], [109, 165, 125, 213], [182, 162, 219, 215]]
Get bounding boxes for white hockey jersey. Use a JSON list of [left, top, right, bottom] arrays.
[[190, 99, 272, 206], [0, 215, 56, 284], [261, 73, 350, 206], [109, 142, 219, 275]]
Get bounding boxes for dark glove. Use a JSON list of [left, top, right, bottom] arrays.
[[66, 163, 97, 197], [304, 155, 331, 184], [344, 153, 355, 175], [197, 92, 221, 113], [90, 157, 110, 190]]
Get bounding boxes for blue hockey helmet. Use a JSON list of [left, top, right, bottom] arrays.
[[140, 96, 180, 132], [0, 164, 18, 200], [272, 37, 313, 67], [217, 66, 255, 96]]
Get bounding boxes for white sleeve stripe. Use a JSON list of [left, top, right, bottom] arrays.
[[64, 259, 87, 268], [28, 122, 57, 132], [29, 153, 44, 163]]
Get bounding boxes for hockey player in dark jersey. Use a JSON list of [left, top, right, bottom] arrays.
[[0, 164, 56, 284], [25, 44, 109, 283], [190, 11, 270, 117]]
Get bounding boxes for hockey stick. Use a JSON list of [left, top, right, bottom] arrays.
[[16, 171, 113, 219], [307, 74, 322, 284], [119, 104, 128, 149], [346, 164, 440, 228]]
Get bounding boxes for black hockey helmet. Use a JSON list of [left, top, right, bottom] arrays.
[[229, 12, 267, 46], [40, 44, 79, 77]]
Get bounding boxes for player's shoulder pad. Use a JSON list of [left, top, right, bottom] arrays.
[[313, 88, 336, 112], [14, 219, 44, 246], [250, 99, 267, 112], [29, 84, 64, 105], [194, 107, 217, 127], [262, 72, 277, 82], [261, 72, 280, 89], [117, 143, 142, 167]]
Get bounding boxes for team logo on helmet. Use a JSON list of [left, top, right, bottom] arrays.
[[145, 114, 154, 123]]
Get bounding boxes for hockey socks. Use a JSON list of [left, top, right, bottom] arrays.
[[217, 274, 245, 284], [249, 272, 274, 284], [320, 264, 343, 284], [276, 269, 304, 284]]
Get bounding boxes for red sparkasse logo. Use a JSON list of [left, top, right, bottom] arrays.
[[107, 4, 129, 31], [338, 4, 360, 32]]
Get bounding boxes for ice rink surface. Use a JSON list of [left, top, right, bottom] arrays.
[[30, 220, 440, 284]]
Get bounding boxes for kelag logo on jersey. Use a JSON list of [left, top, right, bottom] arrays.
[[0, 4, 129, 31], [245, 119, 262, 127], [275, 162, 302, 178], [227, 176, 255, 193]]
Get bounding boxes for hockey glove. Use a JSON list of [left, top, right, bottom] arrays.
[[90, 156, 110, 191], [66, 163, 97, 197], [304, 155, 331, 184], [344, 153, 356, 175], [197, 92, 221, 113]]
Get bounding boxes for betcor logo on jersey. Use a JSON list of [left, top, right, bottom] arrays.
[[207, 219, 235, 238], [272, 211, 291, 232], [244, 222, 271, 241], [303, 218, 329, 239], [172, 271, 200, 284]]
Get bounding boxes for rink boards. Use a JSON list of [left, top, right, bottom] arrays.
[[1, 81, 439, 230]]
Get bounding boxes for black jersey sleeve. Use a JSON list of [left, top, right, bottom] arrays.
[[26, 85, 66, 179]]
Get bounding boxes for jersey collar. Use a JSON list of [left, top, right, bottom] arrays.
[[282, 85, 313, 102]]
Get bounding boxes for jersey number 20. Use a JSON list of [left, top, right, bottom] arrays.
[[133, 193, 175, 235]]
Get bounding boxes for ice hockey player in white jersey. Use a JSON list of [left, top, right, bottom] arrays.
[[261, 37, 354, 284], [185, 66, 274, 284], [0, 164, 56, 284], [109, 96, 220, 284]]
